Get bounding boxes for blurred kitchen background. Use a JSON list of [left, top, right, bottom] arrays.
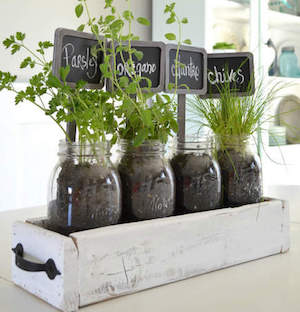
[[1, 0, 300, 222]]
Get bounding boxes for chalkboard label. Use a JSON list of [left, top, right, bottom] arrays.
[[203, 52, 255, 98], [165, 44, 207, 95], [107, 41, 165, 93], [53, 28, 104, 89]]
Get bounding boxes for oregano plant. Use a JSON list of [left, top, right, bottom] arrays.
[[76, 0, 190, 146]]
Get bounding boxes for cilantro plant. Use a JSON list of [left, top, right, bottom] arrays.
[[76, 0, 191, 146], [0, 33, 118, 146]]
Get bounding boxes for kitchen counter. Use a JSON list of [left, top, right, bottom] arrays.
[[1, 202, 300, 312]]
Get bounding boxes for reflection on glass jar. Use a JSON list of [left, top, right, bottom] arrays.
[[171, 137, 221, 213], [117, 140, 175, 221], [217, 136, 262, 207], [48, 140, 122, 235]]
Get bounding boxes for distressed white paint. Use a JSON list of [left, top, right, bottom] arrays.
[[11, 221, 79, 312], [11, 199, 289, 311]]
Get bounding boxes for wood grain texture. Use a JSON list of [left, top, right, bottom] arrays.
[[12, 221, 79, 312], [11, 199, 289, 311], [69, 199, 289, 307]]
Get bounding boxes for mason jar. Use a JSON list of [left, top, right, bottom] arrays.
[[279, 46, 300, 77], [47, 140, 122, 235], [117, 140, 175, 221], [217, 136, 262, 207], [170, 137, 221, 213]]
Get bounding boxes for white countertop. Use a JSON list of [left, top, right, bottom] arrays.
[[1, 204, 300, 312]]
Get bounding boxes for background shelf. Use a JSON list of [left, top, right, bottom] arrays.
[[213, 0, 249, 23], [268, 10, 300, 32]]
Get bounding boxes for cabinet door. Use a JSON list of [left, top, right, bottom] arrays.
[[0, 85, 62, 211]]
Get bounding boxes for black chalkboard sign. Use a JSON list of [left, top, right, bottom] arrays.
[[203, 52, 255, 98], [52, 28, 104, 89], [107, 41, 165, 93], [165, 44, 207, 95]]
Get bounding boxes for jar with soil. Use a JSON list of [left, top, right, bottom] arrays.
[[47, 141, 122, 235], [217, 136, 262, 207], [170, 137, 221, 214], [117, 140, 175, 222]]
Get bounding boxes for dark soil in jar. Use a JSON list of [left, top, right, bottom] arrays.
[[48, 160, 121, 236], [217, 149, 262, 207], [171, 152, 221, 214], [118, 154, 175, 222]]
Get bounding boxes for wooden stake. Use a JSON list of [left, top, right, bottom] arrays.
[[177, 94, 186, 142], [66, 121, 76, 142]]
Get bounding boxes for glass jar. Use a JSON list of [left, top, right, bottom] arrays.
[[170, 137, 221, 213], [47, 140, 122, 235], [269, 0, 297, 15], [217, 136, 262, 207], [117, 140, 175, 221], [279, 46, 300, 77]]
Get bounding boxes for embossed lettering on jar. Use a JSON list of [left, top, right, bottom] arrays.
[[171, 137, 221, 213], [217, 136, 262, 207], [117, 140, 175, 221], [48, 141, 122, 235]]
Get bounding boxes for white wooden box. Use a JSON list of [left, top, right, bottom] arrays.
[[11, 198, 289, 312]]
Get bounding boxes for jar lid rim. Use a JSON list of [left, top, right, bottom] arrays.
[[282, 46, 295, 52], [59, 139, 110, 147]]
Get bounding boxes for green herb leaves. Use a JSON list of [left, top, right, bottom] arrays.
[[183, 39, 192, 45], [164, 3, 176, 13], [0, 31, 118, 146], [165, 33, 176, 41], [77, 24, 85, 32], [73, 0, 180, 145], [136, 17, 150, 26], [59, 65, 70, 82], [0, 0, 189, 148], [16, 32, 26, 41], [163, 3, 191, 46], [187, 76, 283, 149], [181, 17, 188, 24], [75, 4, 84, 18], [123, 10, 133, 21], [134, 128, 148, 146], [20, 57, 35, 69]]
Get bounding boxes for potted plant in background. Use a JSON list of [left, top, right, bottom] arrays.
[[77, 0, 190, 221], [213, 42, 236, 53], [0, 33, 122, 235], [187, 78, 282, 207]]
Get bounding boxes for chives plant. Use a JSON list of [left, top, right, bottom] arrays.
[[187, 79, 283, 151], [187, 76, 285, 207]]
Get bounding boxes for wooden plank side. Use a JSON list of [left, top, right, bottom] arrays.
[[71, 199, 289, 307], [12, 221, 79, 312], [281, 199, 290, 253]]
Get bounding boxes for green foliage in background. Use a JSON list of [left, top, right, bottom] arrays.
[[213, 42, 236, 50]]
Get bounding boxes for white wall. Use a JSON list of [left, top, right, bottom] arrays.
[[0, 0, 152, 82], [0, 86, 63, 211], [0, 0, 151, 211], [152, 0, 206, 48]]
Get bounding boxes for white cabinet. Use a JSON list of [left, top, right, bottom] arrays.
[[152, 0, 300, 189], [0, 85, 63, 211], [152, 1, 258, 58]]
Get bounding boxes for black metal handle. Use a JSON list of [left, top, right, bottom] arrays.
[[12, 243, 61, 280]]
